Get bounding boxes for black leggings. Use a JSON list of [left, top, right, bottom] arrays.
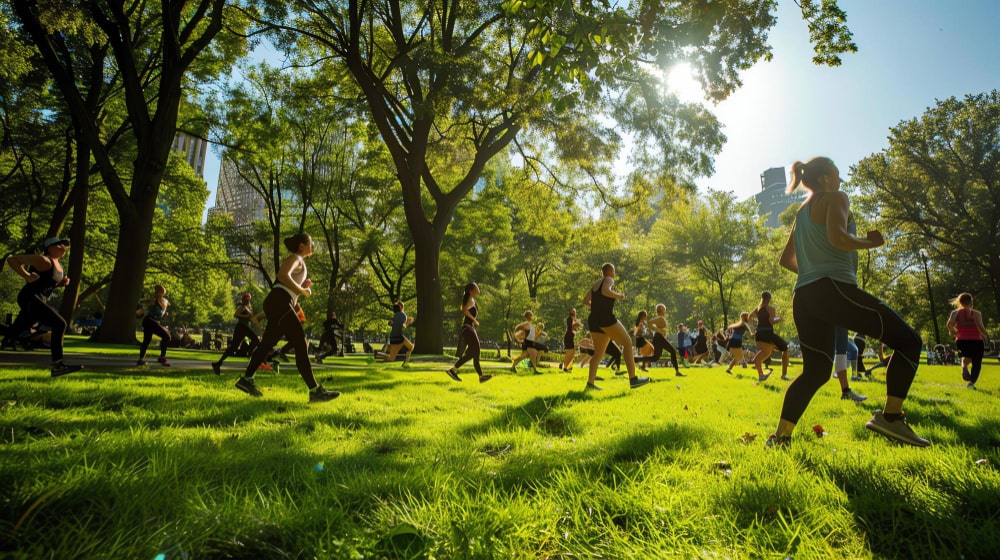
[[454, 325, 482, 375], [956, 339, 985, 384], [245, 290, 317, 388], [139, 316, 171, 359], [11, 293, 68, 361], [644, 332, 680, 373], [218, 322, 259, 364], [782, 278, 922, 424], [854, 335, 867, 373]]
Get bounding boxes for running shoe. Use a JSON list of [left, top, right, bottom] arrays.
[[212, 361, 222, 375], [235, 376, 263, 397], [309, 385, 340, 402], [157, 357, 172, 367], [257, 362, 273, 371], [675, 371, 686, 377], [585, 382, 602, 391], [50, 363, 83, 377], [630, 376, 651, 389], [758, 372, 771, 382], [446, 368, 461, 382], [841, 389, 868, 402], [967, 383, 977, 390], [865, 411, 930, 447], [136, 360, 147, 366], [478, 374, 493, 383], [766, 434, 791, 448]]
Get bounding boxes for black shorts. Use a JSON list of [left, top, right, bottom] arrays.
[[755, 329, 788, 352], [564, 332, 574, 349], [389, 336, 406, 345], [726, 337, 743, 350], [580, 348, 595, 355]]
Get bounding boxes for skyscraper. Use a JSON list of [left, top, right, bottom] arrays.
[[752, 166, 806, 228]]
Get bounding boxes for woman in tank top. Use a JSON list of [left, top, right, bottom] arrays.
[[771, 157, 928, 447], [946, 292, 989, 389], [582, 263, 649, 391], [447, 282, 492, 383]]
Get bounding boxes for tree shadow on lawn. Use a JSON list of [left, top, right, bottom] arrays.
[[901, 393, 1000, 451]]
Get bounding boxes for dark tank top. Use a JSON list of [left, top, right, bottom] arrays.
[[756, 307, 773, 330], [19, 262, 63, 299], [463, 301, 478, 327], [588, 277, 617, 330]]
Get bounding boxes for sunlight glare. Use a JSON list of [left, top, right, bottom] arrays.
[[664, 62, 704, 103]]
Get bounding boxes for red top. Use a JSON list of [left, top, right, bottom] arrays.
[[955, 308, 982, 340]]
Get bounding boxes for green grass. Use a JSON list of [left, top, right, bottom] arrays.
[[1, 340, 999, 559]]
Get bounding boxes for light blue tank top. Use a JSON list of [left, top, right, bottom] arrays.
[[793, 198, 858, 290]]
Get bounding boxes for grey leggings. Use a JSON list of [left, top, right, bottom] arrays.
[[781, 278, 922, 424]]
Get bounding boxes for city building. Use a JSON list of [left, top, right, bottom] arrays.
[[171, 131, 209, 178], [752, 166, 806, 228], [208, 159, 268, 283]]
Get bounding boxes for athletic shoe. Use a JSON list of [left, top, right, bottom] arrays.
[[780, 375, 791, 381], [235, 376, 263, 397], [585, 383, 602, 391], [257, 362, 273, 371], [157, 357, 172, 367], [841, 389, 868, 402], [136, 360, 147, 366], [725, 369, 732, 375], [766, 434, 791, 448], [50, 363, 83, 377], [758, 372, 771, 382], [212, 361, 221, 375], [478, 374, 493, 383], [446, 368, 461, 382], [967, 383, 977, 390], [865, 411, 930, 447], [630, 376, 651, 389], [675, 371, 686, 377], [309, 385, 340, 402]]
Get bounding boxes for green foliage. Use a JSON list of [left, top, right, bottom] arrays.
[[851, 90, 1000, 320], [1, 347, 998, 558]]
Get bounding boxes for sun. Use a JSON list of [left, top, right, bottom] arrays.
[[663, 62, 705, 103]]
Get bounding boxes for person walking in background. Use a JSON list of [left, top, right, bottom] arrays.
[[771, 157, 928, 447], [724, 312, 753, 374], [582, 263, 650, 391], [213, 293, 266, 374], [315, 310, 344, 363], [561, 308, 581, 373], [834, 326, 867, 402], [4, 237, 82, 377], [375, 301, 414, 365], [234, 233, 339, 402], [137, 284, 172, 367], [676, 324, 693, 368], [749, 291, 790, 381], [946, 292, 990, 389], [446, 282, 492, 383]]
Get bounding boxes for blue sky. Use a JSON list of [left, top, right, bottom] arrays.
[[201, 0, 1000, 216]]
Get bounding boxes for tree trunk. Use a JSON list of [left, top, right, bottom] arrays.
[[412, 228, 444, 354]]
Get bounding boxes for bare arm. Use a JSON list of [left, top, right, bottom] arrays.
[[946, 309, 959, 337], [461, 300, 479, 326], [974, 310, 989, 340], [779, 223, 798, 273], [6, 254, 50, 282], [600, 277, 624, 300], [825, 192, 883, 251], [277, 256, 310, 297]]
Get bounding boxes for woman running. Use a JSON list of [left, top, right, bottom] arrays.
[[4, 237, 82, 376], [690, 320, 711, 365], [212, 293, 266, 374], [582, 263, 650, 391], [447, 282, 492, 383], [137, 284, 172, 367], [771, 157, 928, 447], [633, 310, 654, 372], [375, 301, 414, 364], [749, 291, 790, 381], [641, 304, 683, 377], [561, 308, 581, 372], [946, 292, 989, 390], [234, 233, 339, 402], [511, 310, 543, 374], [724, 312, 753, 374]]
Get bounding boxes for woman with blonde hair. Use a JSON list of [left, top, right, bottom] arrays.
[[772, 157, 928, 447], [946, 292, 989, 389], [749, 291, 789, 381]]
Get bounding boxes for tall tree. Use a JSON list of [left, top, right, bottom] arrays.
[[244, 0, 856, 352], [851, 91, 1000, 318], [10, 0, 234, 343]]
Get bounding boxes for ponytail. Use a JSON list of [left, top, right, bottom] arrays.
[[462, 282, 478, 306], [787, 157, 837, 194]]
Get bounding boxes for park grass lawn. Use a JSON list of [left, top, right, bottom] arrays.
[[1, 342, 998, 559]]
